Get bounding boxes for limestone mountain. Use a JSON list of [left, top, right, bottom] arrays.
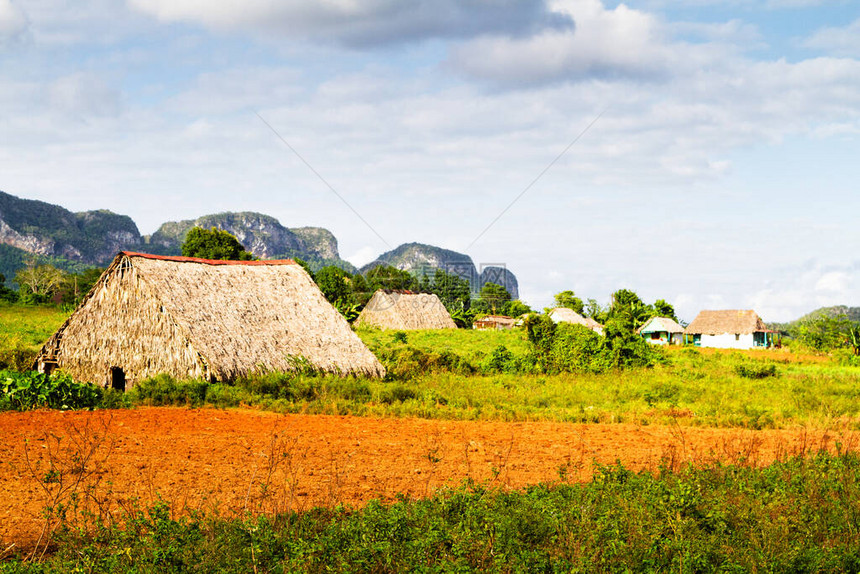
[[0, 190, 142, 265], [361, 242, 519, 299], [148, 212, 352, 270]]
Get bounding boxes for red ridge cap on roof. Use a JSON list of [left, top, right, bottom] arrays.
[[120, 251, 297, 266]]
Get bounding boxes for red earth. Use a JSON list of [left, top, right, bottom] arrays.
[[1, 407, 855, 552]]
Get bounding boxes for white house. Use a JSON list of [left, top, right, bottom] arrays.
[[683, 310, 776, 349], [637, 316, 685, 345]]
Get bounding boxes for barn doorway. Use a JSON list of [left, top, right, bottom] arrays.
[[110, 367, 126, 392]]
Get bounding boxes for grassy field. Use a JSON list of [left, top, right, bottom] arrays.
[[2, 304, 860, 428], [0, 303, 68, 370]]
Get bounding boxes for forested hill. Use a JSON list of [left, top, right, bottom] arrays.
[[148, 213, 353, 271], [0, 190, 142, 265], [769, 305, 860, 333], [362, 242, 520, 298], [0, 191, 520, 294]]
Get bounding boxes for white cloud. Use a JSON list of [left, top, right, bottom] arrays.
[[746, 264, 859, 322], [346, 246, 379, 268], [804, 18, 860, 57], [450, 0, 673, 86], [128, 0, 572, 47], [0, 0, 27, 47]]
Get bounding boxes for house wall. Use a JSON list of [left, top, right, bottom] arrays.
[[51, 262, 206, 388], [698, 333, 756, 350]]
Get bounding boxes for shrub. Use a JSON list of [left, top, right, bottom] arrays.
[[380, 384, 417, 404], [130, 374, 209, 407], [377, 346, 476, 379], [0, 370, 102, 411], [733, 362, 778, 379], [484, 345, 518, 373]]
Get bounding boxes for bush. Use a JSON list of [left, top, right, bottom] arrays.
[[130, 374, 209, 407], [377, 346, 476, 379], [733, 362, 778, 379], [380, 384, 417, 404], [484, 345, 518, 373], [0, 370, 102, 411]]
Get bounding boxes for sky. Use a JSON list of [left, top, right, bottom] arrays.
[[0, 0, 858, 322]]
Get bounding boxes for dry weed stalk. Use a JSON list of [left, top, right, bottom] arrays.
[[23, 412, 117, 561]]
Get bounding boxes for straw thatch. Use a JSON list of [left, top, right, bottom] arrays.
[[684, 310, 768, 335], [548, 308, 604, 334], [35, 252, 385, 387], [638, 316, 685, 335], [355, 289, 456, 330]]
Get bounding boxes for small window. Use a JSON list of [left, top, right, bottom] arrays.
[[110, 367, 126, 392], [735, 334, 740, 341]]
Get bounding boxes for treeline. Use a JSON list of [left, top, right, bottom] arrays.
[[0, 264, 103, 307]]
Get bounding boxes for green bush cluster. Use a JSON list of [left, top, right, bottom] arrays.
[[7, 452, 860, 572], [0, 370, 101, 411], [525, 316, 661, 374]]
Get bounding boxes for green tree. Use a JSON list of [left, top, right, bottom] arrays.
[[428, 269, 472, 313], [554, 290, 584, 314], [473, 283, 511, 315], [15, 261, 66, 304], [584, 298, 606, 322], [181, 227, 254, 260], [314, 266, 352, 308], [607, 289, 652, 332], [59, 267, 104, 306], [795, 314, 860, 355], [653, 299, 678, 322], [364, 265, 418, 292], [502, 299, 533, 318], [0, 273, 17, 303]]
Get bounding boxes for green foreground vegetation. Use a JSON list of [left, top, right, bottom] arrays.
[[4, 452, 860, 572]]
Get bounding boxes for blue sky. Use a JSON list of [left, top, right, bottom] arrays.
[[1, 0, 858, 321]]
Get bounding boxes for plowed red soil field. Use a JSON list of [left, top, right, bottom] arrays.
[[1, 407, 856, 549]]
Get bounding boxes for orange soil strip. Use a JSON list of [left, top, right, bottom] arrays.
[[1, 407, 855, 549]]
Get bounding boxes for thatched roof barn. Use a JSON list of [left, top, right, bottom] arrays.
[[473, 315, 516, 330], [637, 316, 685, 345], [684, 309, 775, 349], [548, 308, 604, 334], [36, 252, 385, 389], [355, 289, 456, 330]]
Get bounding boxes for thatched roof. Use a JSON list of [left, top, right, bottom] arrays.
[[355, 289, 456, 330], [548, 308, 604, 333], [548, 307, 587, 325], [36, 252, 385, 386], [474, 315, 516, 329], [638, 316, 685, 335], [684, 310, 769, 335]]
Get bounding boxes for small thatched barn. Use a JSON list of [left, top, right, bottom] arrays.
[[548, 308, 604, 335], [637, 316, 685, 345], [684, 309, 776, 349], [355, 289, 457, 330], [473, 315, 516, 330], [35, 252, 385, 389]]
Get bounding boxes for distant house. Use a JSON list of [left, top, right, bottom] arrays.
[[637, 316, 685, 345], [548, 308, 604, 335], [684, 310, 776, 349], [354, 289, 457, 330], [473, 315, 516, 330]]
